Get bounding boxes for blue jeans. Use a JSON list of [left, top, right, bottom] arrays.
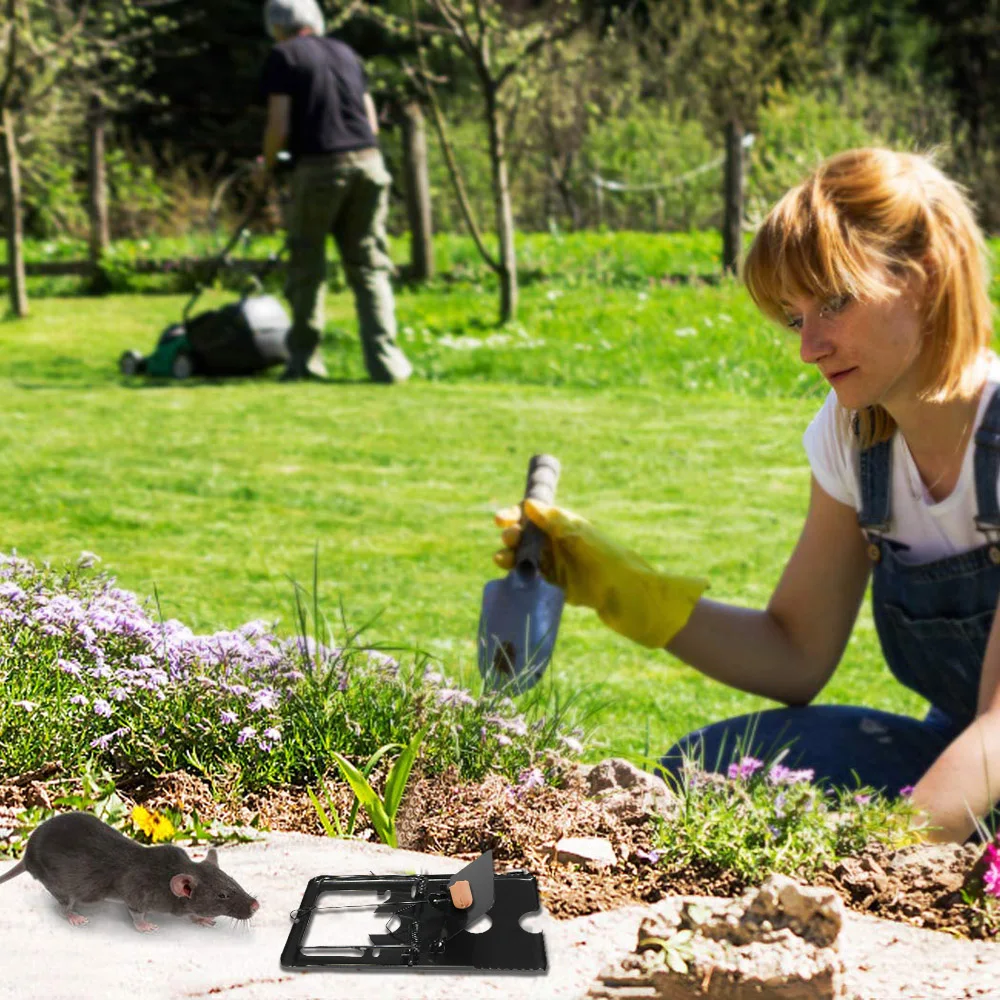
[[661, 387, 1000, 799]]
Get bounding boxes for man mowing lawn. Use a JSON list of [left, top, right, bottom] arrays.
[[494, 147, 1000, 846], [257, 0, 413, 384]]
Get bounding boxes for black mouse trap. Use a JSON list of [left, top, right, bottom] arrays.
[[280, 850, 547, 973]]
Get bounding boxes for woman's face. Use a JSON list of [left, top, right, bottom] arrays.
[[783, 276, 926, 411]]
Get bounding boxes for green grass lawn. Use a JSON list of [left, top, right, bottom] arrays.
[[0, 232, 947, 767]]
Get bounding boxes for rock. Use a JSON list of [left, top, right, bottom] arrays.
[[554, 836, 618, 868], [588, 759, 663, 795], [739, 875, 843, 949], [585, 758, 676, 820], [586, 879, 847, 999]]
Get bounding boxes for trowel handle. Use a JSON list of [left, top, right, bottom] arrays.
[[516, 455, 561, 573]]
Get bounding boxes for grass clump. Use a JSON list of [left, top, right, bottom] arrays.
[[656, 752, 921, 885]]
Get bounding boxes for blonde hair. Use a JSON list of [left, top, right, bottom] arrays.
[[743, 148, 993, 447]]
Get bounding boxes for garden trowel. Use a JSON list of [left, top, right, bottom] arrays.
[[478, 455, 565, 693]]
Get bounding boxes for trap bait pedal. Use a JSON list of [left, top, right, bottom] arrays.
[[280, 850, 547, 973]]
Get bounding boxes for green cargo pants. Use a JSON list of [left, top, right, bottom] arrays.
[[284, 147, 412, 383]]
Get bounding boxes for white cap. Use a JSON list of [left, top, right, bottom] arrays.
[[264, 0, 325, 38]]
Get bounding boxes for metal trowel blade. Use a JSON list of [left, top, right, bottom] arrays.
[[477, 565, 565, 693]]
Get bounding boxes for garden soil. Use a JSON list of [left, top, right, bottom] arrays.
[[5, 762, 1000, 998]]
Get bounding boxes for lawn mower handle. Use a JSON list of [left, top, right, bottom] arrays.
[[182, 190, 273, 324]]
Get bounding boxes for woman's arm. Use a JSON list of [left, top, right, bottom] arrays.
[[666, 475, 872, 706], [910, 592, 1000, 842]]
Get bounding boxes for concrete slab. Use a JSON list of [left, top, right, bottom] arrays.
[[0, 832, 647, 1000]]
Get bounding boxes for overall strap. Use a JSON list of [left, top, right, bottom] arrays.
[[856, 416, 893, 535], [974, 384, 1000, 539]]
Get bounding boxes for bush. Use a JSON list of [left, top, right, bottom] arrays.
[[0, 552, 585, 792]]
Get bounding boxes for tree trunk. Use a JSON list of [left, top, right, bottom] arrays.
[[87, 94, 110, 272], [485, 86, 517, 323], [1, 108, 28, 318], [722, 119, 744, 277], [400, 100, 434, 282]]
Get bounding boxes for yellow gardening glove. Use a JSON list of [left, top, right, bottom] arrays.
[[494, 499, 708, 649]]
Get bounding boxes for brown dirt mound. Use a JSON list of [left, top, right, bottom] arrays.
[[1, 763, 995, 939]]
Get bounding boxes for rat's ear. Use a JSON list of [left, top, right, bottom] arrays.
[[205, 848, 219, 867], [170, 873, 197, 898]]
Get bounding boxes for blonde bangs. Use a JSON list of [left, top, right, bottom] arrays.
[[744, 176, 898, 325]]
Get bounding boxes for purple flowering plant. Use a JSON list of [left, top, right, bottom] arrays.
[[658, 747, 921, 884], [0, 553, 585, 792]]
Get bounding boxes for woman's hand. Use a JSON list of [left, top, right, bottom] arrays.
[[493, 499, 707, 649]]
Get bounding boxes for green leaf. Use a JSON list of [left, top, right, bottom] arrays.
[[666, 951, 689, 975], [332, 752, 393, 845], [384, 727, 427, 820], [308, 787, 341, 838]]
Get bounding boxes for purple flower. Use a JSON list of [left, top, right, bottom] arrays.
[[485, 714, 528, 737], [93, 699, 112, 717], [0, 582, 26, 603], [636, 848, 661, 864], [727, 756, 764, 781], [237, 726, 256, 745], [436, 688, 476, 708], [248, 687, 279, 712], [517, 767, 545, 790], [90, 726, 129, 750], [69, 694, 88, 706], [854, 794, 872, 806], [898, 785, 915, 798], [262, 727, 281, 742], [767, 764, 814, 785], [219, 710, 238, 725]]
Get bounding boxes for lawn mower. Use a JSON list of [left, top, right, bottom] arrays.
[[119, 186, 291, 380]]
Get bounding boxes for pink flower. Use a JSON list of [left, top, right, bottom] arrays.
[[984, 861, 1000, 899], [727, 756, 764, 781]]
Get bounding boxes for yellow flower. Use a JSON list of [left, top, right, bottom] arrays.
[[150, 812, 175, 842], [131, 805, 175, 843]]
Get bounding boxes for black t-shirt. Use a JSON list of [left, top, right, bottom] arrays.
[[260, 36, 376, 156]]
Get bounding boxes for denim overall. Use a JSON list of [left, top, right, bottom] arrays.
[[660, 387, 1000, 796]]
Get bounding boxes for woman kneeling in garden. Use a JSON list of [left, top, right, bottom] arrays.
[[494, 147, 1000, 845]]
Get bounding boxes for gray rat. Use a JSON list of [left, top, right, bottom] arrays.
[[0, 810, 259, 931]]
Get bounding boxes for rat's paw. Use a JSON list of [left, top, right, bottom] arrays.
[[134, 920, 158, 932], [65, 912, 88, 927], [190, 916, 216, 927]]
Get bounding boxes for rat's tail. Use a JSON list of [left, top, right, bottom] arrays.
[[0, 860, 26, 885]]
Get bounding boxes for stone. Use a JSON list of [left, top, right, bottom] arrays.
[[554, 836, 617, 868], [585, 758, 676, 820], [586, 879, 847, 999]]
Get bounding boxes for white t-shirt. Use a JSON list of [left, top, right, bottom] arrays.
[[803, 353, 1000, 564]]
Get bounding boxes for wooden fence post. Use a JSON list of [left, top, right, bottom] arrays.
[[400, 100, 434, 282], [722, 119, 744, 276], [87, 94, 110, 279], [1, 107, 28, 317]]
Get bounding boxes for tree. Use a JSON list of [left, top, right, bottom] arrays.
[[0, 0, 175, 315], [407, 0, 586, 323]]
